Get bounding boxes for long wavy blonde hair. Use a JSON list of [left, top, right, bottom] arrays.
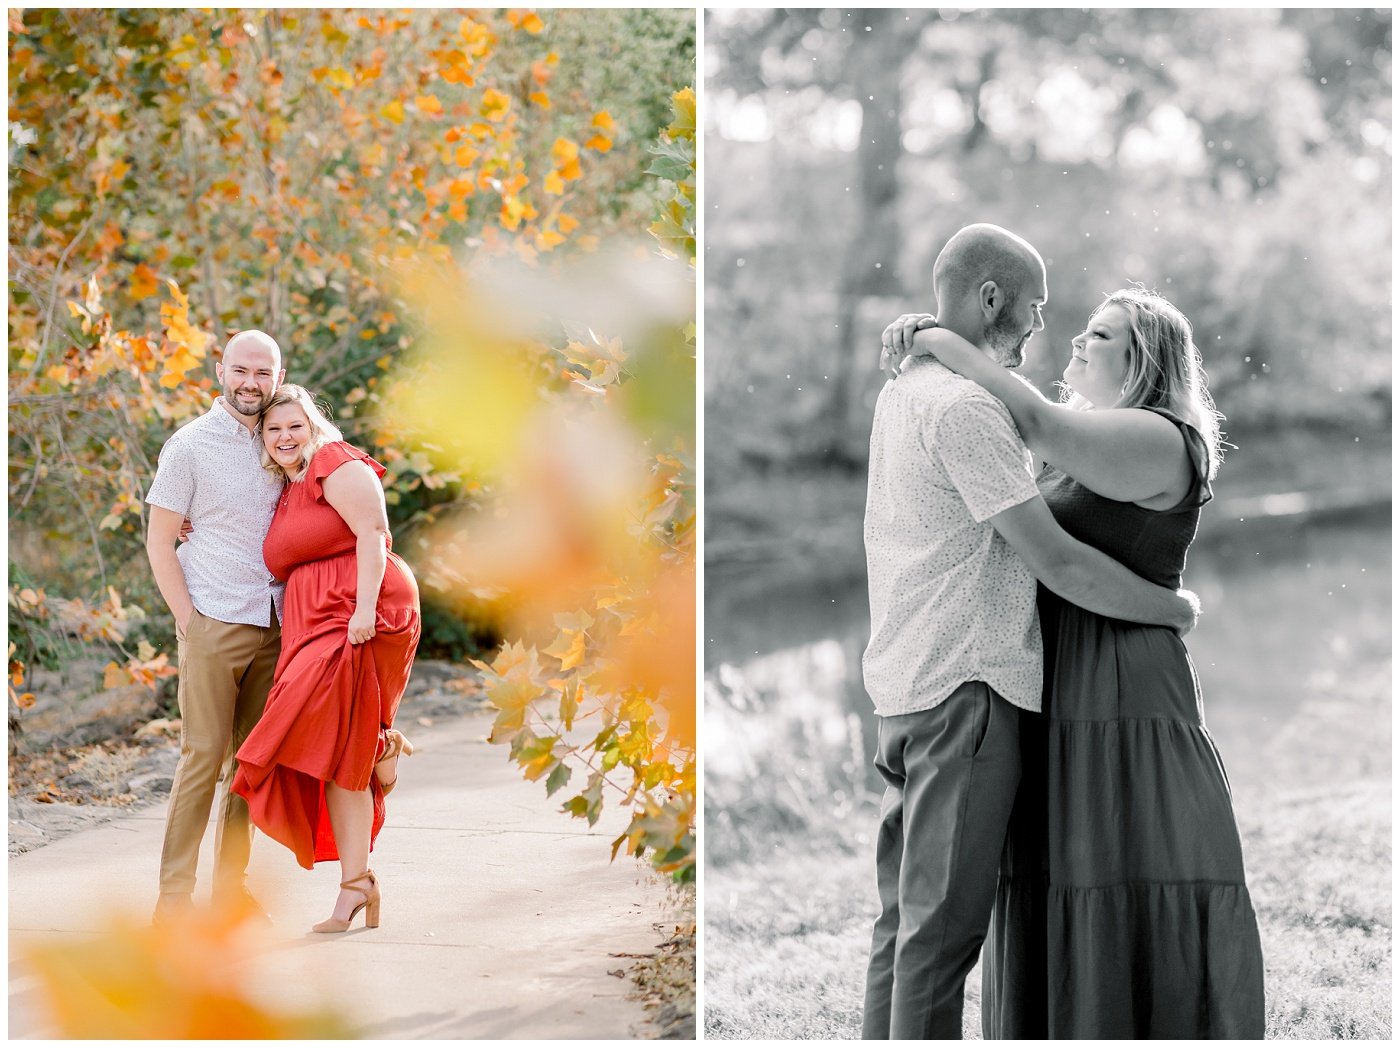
[[257, 384, 343, 482], [1063, 286, 1225, 479]]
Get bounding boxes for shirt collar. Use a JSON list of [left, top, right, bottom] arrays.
[[209, 396, 259, 440]]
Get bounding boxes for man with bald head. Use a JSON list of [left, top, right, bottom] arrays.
[[860, 225, 1195, 1037], [145, 330, 286, 924]]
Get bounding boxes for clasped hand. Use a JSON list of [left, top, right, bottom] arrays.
[[348, 605, 377, 645], [879, 312, 939, 378]]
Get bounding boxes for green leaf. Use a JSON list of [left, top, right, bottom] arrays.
[[581, 771, 605, 826], [545, 760, 572, 797], [645, 154, 691, 182]]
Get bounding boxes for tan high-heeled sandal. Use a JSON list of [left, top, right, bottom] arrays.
[[311, 870, 380, 933], [374, 729, 415, 796]]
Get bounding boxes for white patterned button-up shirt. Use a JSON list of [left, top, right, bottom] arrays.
[[145, 398, 285, 627], [863, 358, 1043, 716]]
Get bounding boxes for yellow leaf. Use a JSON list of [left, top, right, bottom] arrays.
[[537, 229, 565, 250], [499, 196, 526, 231], [379, 99, 405, 124], [326, 66, 354, 90], [415, 94, 442, 116], [543, 170, 565, 195], [669, 87, 697, 140], [544, 628, 587, 671], [557, 213, 579, 234], [480, 88, 511, 123], [453, 144, 478, 168], [45, 365, 71, 386]]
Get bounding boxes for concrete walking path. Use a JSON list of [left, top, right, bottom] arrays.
[[8, 710, 673, 1039]]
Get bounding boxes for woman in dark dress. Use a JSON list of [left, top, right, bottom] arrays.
[[885, 287, 1265, 1038]]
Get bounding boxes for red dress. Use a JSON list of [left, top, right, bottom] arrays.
[[232, 441, 421, 869]]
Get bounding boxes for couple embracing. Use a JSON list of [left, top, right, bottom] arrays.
[[862, 224, 1266, 1038], [146, 330, 419, 933]]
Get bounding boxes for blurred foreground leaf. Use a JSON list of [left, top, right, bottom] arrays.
[[21, 907, 351, 1038]]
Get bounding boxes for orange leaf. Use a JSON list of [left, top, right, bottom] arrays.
[[415, 94, 443, 116], [102, 661, 128, 690], [585, 133, 613, 153], [453, 144, 479, 168], [379, 99, 405, 124], [528, 91, 550, 109], [591, 111, 615, 131], [551, 137, 579, 165], [130, 264, 159, 301]]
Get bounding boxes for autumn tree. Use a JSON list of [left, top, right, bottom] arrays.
[[8, 9, 695, 739]]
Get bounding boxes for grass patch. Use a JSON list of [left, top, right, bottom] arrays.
[[705, 779, 1390, 1039]]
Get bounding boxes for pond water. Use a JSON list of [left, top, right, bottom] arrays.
[[705, 511, 1391, 798]]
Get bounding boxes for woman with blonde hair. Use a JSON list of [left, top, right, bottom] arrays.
[[881, 286, 1264, 1037], [232, 384, 420, 933]]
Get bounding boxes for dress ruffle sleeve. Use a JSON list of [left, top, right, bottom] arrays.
[[306, 441, 387, 505]]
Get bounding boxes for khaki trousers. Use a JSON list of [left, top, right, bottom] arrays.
[[158, 606, 280, 897]]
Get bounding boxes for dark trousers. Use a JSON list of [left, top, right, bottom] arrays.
[[862, 681, 1022, 1040]]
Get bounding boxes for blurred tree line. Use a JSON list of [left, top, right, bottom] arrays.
[[8, 8, 694, 696], [705, 8, 1391, 476]]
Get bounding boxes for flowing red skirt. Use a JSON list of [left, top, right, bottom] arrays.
[[232, 551, 420, 869]]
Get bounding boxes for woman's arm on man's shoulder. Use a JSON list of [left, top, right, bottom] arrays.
[[911, 327, 1191, 505]]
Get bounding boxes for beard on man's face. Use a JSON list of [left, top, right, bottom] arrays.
[[223, 379, 271, 416], [985, 303, 1029, 366]]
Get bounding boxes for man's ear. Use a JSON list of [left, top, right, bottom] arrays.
[[276, 369, 286, 386], [978, 280, 1002, 319]]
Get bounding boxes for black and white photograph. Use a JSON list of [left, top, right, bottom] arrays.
[[703, 7, 1390, 1040]]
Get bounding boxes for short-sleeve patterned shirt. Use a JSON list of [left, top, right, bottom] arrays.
[[145, 398, 285, 627], [863, 358, 1043, 716]]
